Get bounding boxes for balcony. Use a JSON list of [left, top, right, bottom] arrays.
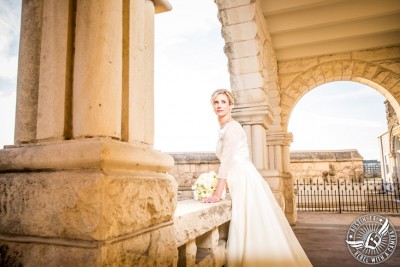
[[174, 199, 400, 267]]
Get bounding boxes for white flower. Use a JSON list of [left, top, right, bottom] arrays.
[[192, 171, 226, 201]]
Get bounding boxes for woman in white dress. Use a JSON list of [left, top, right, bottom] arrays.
[[202, 89, 312, 267]]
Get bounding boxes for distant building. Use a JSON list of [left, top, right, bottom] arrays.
[[378, 101, 400, 184], [363, 159, 381, 178]]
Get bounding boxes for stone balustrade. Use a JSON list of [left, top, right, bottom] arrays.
[[174, 198, 231, 267]]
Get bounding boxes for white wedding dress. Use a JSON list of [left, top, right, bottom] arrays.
[[216, 121, 312, 267]]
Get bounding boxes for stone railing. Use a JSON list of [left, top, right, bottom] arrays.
[[174, 198, 231, 267]]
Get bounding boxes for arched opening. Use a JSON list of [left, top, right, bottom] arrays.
[[288, 81, 387, 161]]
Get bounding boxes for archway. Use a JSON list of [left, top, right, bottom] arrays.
[[279, 59, 400, 131], [288, 81, 386, 159]]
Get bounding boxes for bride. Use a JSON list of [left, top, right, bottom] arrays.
[[202, 89, 312, 267]]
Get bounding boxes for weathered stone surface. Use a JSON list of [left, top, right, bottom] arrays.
[[290, 150, 364, 183], [224, 39, 260, 59], [232, 72, 265, 91], [36, 0, 71, 141], [0, 171, 177, 240], [351, 46, 400, 62], [320, 62, 334, 82], [332, 61, 343, 80], [0, 241, 100, 267], [233, 88, 268, 104], [215, 0, 254, 10], [0, 138, 174, 173], [219, 4, 256, 25], [174, 199, 231, 247], [73, 0, 123, 139], [276, 46, 400, 133], [342, 60, 354, 80], [229, 56, 262, 75], [309, 65, 325, 85], [362, 63, 379, 80], [378, 59, 400, 74], [278, 58, 319, 75], [319, 53, 351, 63], [222, 22, 257, 43], [103, 225, 177, 266], [0, 225, 177, 267], [197, 227, 219, 249], [5, 0, 177, 265], [280, 94, 295, 108], [299, 71, 316, 88], [279, 73, 298, 89], [352, 61, 367, 77], [381, 72, 400, 89], [372, 66, 391, 84], [14, 0, 43, 144]]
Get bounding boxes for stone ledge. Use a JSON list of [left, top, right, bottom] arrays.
[[290, 149, 363, 162], [174, 199, 231, 247], [0, 138, 174, 173], [169, 152, 219, 164]]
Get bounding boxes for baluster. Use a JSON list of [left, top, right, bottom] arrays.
[[177, 239, 197, 267]]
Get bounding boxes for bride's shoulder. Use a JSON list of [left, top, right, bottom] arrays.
[[225, 120, 243, 131]]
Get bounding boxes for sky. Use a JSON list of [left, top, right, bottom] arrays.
[[0, 0, 388, 160]]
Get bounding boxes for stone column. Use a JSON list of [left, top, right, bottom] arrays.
[[215, 0, 299, 224], [264, 132, 296, 225], [0, 0, 177, 266], [392, 134, 400, 195]]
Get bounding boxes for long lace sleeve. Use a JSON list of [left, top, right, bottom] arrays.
[[217, 122, 242, 179]]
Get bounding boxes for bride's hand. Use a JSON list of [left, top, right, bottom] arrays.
[[201, 195, 221, 203]]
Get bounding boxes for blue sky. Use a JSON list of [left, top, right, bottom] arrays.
[[0, 0, 388, 160]]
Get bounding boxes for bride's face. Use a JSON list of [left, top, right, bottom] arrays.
[[213, 93, 231, 117]]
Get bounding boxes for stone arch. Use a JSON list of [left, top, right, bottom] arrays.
[[279, 59, 400, 132]]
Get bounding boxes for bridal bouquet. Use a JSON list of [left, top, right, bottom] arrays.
[[192, 171, 225, 201]]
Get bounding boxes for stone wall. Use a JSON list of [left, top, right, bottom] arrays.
[[168, 153, 220, 201], [170, 149, 364, 200], [290, 150, 364, 184]]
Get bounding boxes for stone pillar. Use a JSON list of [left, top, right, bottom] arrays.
[[0, 0, 177, 266], [265, 132, 296, 225], [216, 0, 298, 223], [389, 125, 400, 184]]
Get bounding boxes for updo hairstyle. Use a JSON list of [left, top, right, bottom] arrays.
[[210, 89, 235, 106]]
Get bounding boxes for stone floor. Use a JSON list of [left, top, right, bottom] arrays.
[[293, 212, 400, 267]]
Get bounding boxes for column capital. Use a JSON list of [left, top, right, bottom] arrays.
[[232, 103, 274, 128], [266, 132, 293, 145]]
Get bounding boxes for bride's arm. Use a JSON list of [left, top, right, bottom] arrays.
[[202, 123, 239, 203], [202, 178, 226, 203]]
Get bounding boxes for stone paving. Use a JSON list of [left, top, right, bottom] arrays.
[[293, 212, 400, 267]]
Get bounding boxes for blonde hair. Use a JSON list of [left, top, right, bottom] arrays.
[[210, 89, 235, 106]]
